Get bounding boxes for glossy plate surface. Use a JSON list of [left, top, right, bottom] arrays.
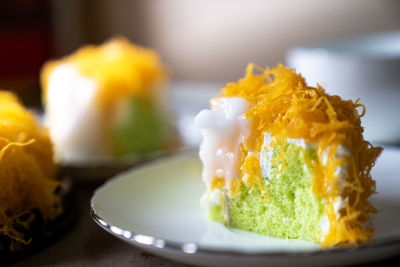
[[90, 147, 400, 266]]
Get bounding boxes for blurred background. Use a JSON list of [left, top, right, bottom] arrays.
[[1, 0, 400, 143]]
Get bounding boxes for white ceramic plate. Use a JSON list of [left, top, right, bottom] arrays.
[[90, 147, 400, 266]]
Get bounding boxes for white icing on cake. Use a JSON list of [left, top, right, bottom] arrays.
[[200, 188, 223, 209], [45, 63, 105, 161], [194, 97, 250, 188], [319, 213, 330, 237], [261, 133, 317, 181]]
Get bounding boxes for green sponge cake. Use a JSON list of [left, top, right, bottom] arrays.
[[194, 64, 382, 247]]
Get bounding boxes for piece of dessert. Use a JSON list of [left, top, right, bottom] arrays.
[[41, 37, 174, 162], [0, 91, 61, 252], [194, 64, 382, 247]]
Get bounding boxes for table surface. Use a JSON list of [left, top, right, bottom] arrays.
[[9, 181, 400, 267]]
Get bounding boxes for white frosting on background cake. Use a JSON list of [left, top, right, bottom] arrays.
[[46, 63, 105, 161]]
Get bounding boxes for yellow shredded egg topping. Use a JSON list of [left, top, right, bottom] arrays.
[[0, 91, 61, 251], [220, 64, 382, 247], [41, 37, 167, 108]]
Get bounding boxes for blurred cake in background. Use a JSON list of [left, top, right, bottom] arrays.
[[41, 37, 175, 162], [0, 91, 61, 252]]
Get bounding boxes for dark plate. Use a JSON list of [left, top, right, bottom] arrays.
[[0, 179, 77, 264]]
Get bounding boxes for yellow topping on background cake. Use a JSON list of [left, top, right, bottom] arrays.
[[42, 37, 167, 107]]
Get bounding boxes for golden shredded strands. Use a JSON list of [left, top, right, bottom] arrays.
[[0, 91, 61, 251], [218, 63, 382, 247]]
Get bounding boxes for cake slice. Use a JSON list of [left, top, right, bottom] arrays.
[[41, 37, 174, 162], [194, 64, 382, 247]]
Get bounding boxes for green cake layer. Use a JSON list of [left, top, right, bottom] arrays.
[[208, 143, 326, 242], [112, 98, 170, 155]]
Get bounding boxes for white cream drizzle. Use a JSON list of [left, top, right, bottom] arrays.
[[200, 188, 223, 209], [194, 97, 250, 189]]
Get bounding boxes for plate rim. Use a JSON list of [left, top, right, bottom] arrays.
[[89, 148, 400, 258]]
